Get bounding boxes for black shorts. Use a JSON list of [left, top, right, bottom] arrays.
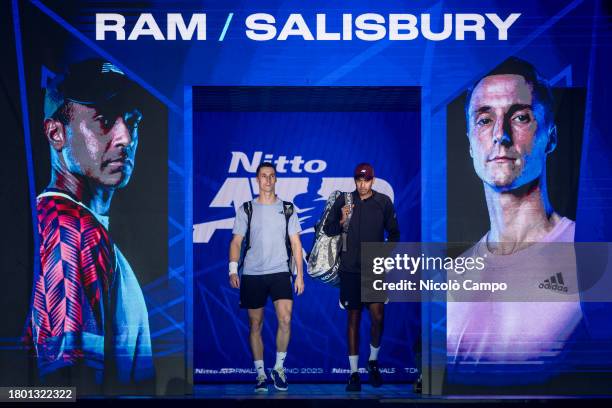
[[340, 272, 364, 310], [240, 272, 293, 309], [340, 272, 384, 310]]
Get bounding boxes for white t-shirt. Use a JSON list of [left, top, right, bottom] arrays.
[[233, 198, 301, 276], [447, 217, 582, 363]]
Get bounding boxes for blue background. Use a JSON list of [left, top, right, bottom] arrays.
[[7, 0, 612, 393], [192, 91, 421, 381]]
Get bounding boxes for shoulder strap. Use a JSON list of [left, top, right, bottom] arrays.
[[238, 201, 253, 273], [343, 192, 354, 233], [283, 201, 295, 273], [282, 201, 294, 219], [243, 201, 253, 250]]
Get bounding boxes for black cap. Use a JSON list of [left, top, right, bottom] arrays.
[[44, 59, 138, 119]]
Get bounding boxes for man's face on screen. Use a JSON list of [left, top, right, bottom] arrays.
[[467, 74, 550, 191], [63, 102, 142, 188], [256, 166, 276, 194]]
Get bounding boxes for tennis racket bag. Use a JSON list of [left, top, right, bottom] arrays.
[[307, 191, 353, 286]]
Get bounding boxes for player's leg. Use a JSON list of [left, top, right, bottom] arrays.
[[240, 274, 269, 392], [368, 302, 384, 349], [346, 309, 362, 391], [247, 307, 268, 392], [341, 272, 363, 392], [271, 299, 292, 390], [348, 309, 362, 356], [269, 272, 294, 391], [248, 307, 265, 362], [274, 298, 293, 356], [366, 302, 385, 387]]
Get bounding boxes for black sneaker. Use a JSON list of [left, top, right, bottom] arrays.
[[271, 367, 288, 391], [367, 360, 383, 388], [346, 372, 361, 392], [254, 375, 268, 393]]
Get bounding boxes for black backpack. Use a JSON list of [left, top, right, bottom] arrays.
[[238, 200, 295, 274]]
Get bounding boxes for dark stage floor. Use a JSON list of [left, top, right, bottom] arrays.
[[195, 383, 416, 399], [39, 384, 612, 408], [188, 384, 612, 407]]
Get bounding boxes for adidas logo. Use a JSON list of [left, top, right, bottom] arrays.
[[538, 272, 568, 293]]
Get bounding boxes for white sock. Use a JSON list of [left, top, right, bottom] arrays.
[[274, 351, 287, 370], [369, 344, 380, 361], [254, 360, 266, 378], [349, 355, 359, 373]]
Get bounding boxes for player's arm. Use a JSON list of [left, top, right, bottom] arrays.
[[229, 203, 249, 288], [323, 196, 344, 236], [287, 209, 304, 294], [229, 234, 243, 288], [384, 198, 401, 242], [289, 233, 305, 295]]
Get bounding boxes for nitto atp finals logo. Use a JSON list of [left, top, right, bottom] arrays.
[[193, 151, 395, 244]]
